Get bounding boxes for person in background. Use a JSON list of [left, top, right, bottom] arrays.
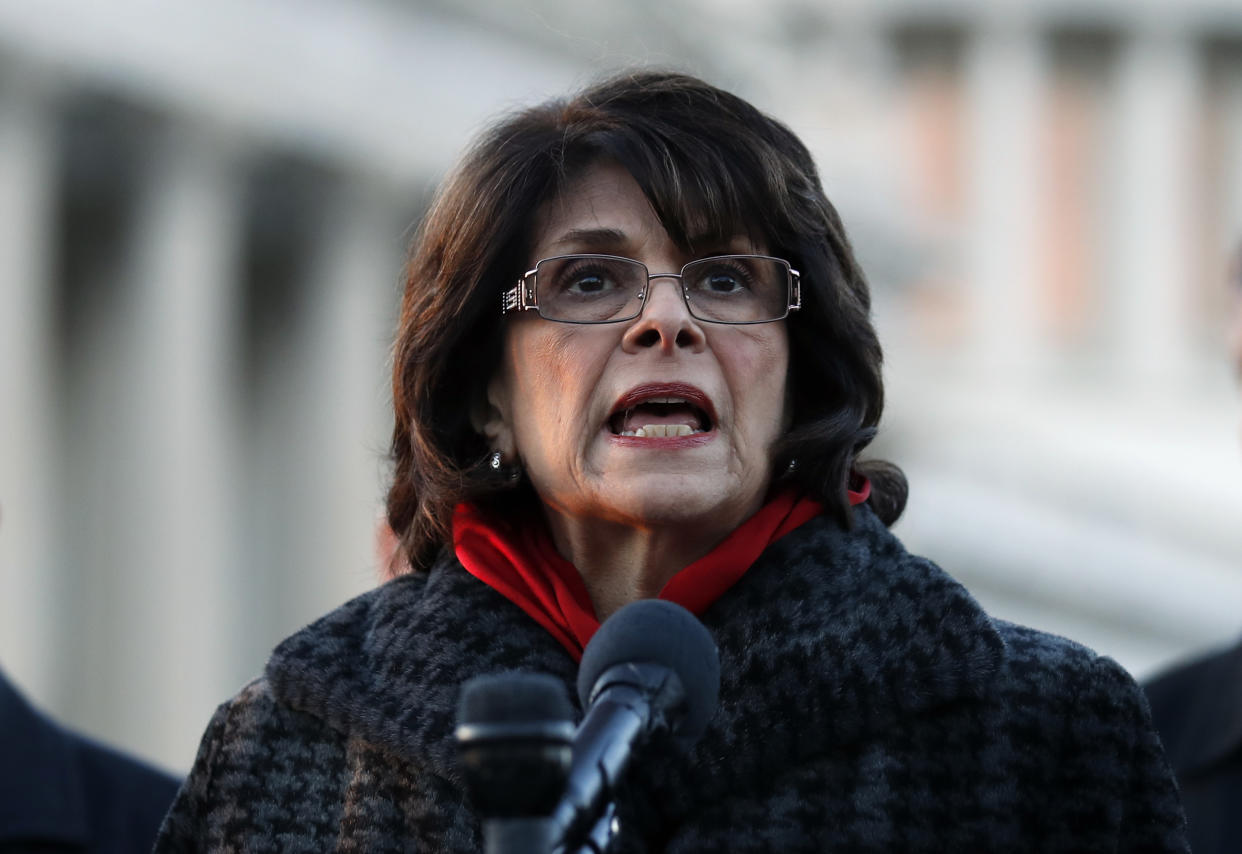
[[1143, 244, 1242, 854], [0, 665, 181, 853], [156, 71, 1188, 851]]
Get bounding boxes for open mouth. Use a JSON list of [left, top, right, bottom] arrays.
[[607, 387, 715, 438]]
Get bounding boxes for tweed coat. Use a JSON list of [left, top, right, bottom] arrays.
[[156, 507, 1188, 852]]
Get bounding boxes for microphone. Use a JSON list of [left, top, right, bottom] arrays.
[[552, 599, 720, 851], [457, 672, 575, 853]]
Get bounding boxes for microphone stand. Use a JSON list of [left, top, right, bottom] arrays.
[[560, 803, 618, 854], [485, 801, 616, 854], [461, 600, 720, 854], [548, 666, 676, 854], [484, 817, 562, 854]]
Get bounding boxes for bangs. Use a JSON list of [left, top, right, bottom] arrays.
[[551, 124, 789, 256]]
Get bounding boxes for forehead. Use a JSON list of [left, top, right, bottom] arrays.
[[530, 160, 764, 261], [531, 161, 660, 258]]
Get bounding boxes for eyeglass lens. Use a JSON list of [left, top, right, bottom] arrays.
[[533, 255, 790, 324]]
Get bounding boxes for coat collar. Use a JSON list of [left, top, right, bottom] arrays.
[[0, 670, 90, 846], [266, 549, 577, 785], [267, 506, 1004, 803]]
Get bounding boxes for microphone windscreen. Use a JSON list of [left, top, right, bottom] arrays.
[[457, 672, 574, 818], [459, 672, 575, 728], [577, 599, 720, 745]]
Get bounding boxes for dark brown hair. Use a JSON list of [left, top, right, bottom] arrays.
[[387, 70, 907, 572]]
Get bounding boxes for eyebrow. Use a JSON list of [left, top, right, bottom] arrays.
[[546, 227, 630, 252], [546, 227, 760, 257]]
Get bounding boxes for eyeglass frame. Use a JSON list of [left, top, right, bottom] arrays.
[[501, 253, 802, 325]]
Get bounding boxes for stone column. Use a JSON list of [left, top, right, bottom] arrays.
[[1104, 28, 1198, 385], [0, 68, 60, 699], [962, 20, 1047, 378], [1220, 53, 1242, 286], [273, 178, 405, 628], [80, 119, 245, 769]]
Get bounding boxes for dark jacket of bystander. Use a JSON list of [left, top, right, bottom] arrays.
[[1145, 635, 1242, 854], [0, 669, 181, 854]]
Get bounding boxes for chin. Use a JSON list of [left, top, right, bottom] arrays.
[[602, 473, 763, 529]]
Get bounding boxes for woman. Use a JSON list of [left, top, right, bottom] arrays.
[[157, 71, 1187, 852]]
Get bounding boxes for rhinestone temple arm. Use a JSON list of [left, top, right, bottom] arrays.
[[501, 271, 539, 314]]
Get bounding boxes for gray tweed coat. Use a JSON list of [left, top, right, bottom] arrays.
[[156, 507, 1188, 852]]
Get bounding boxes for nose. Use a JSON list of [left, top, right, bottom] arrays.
[[620, 275, 706, 354]]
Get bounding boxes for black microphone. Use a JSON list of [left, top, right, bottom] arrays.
[[457, 673, 576, 854], [552, 599, 720, 851]]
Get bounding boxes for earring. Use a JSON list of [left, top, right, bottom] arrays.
[[786, 458, 798, 474], [489, 450, 522, 484]]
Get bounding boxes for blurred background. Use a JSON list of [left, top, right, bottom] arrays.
[[2, 0, 1241, 775]]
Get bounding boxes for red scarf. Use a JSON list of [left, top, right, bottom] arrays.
[[453, 482, 869, 661]]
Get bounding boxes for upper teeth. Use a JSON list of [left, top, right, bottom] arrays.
[[644, 396, 688, 404], [619, 424, 698, 438]]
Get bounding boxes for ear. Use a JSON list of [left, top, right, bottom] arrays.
[[472, 372, 517, 460]]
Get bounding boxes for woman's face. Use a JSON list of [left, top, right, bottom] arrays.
[[483, 161, 791, 535]]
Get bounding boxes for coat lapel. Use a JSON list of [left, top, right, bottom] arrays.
[[266, 557, 579, 785], [616, 508, 1006, 825]]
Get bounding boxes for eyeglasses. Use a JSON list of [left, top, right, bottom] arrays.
[[502, 254, 801, 325]]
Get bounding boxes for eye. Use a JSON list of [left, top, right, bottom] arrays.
[[705, 271, 744, 293], [557, 261, 622, 296], [567, 271, 611, 294], [691, 260, 755, 295]]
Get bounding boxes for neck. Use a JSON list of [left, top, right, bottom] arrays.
[[542, 511, 731, 621]]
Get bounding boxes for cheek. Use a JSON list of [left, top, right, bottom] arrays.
[[723, 331, 790, 442], [507, 327, 608, 446], [762, 355, 793, 441]]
